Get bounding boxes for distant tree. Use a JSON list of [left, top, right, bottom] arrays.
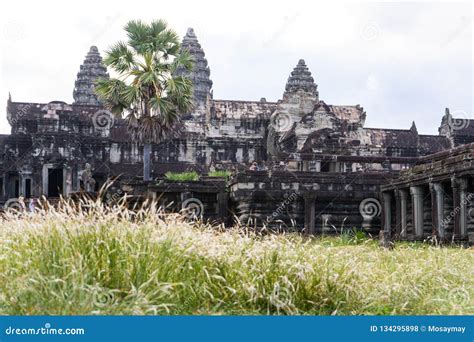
[[96, 19, 193, 181]]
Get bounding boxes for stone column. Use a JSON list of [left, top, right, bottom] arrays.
[[382, 192, 392, 234], [19, 173, 25, 197], [399, 189, 408, 238], [314, 161, 321, 172], [459, 178, 468, 237], [143, 144, 152, 182], [394, 190, 401, 237], [1, 172, 5, 198], [431, 183, 445, 240], [302, 161, 309, 171], [42, 164, 52, 197], [217, 192, 228, 224], [304, 193, 316, 234], [451, 177, 461, 238], [64, 167, 73, 197], [429, 183, 437, 238], [410, 186, 424, 238]]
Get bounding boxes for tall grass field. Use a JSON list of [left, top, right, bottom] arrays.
[[0, 199, 472, 315]]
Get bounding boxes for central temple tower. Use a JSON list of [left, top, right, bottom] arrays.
[[176, 28, 213, 112], [73, 46, 109, 106]]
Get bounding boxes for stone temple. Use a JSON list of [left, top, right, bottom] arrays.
[[2, 28, 474, 242]]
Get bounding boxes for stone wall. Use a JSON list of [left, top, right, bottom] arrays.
[[381, 143, 474, 242], [230, 171, 390, 234]]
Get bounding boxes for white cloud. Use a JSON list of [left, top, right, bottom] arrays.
[[366, 74, 379, 92], [0, 0, 472, 134]]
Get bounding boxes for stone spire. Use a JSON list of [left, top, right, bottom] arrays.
[[284, 59, 318, 99], [176, 28, 213, 109], [439, 108, 454, 137], [73, 46, 109, 106]]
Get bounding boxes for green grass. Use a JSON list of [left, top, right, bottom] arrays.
[[208, 170, 232, 179], [164, 171, 199, 182], [0, 200, 472, 315]]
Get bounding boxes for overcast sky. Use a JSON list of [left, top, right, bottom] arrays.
[[0, 0, 472, 134]]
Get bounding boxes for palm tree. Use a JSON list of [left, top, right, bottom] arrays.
[[95, 19, 194, 181]]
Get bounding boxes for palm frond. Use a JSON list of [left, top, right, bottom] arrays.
[[170, 51, 193, 74], [95, 77, 130, 116], [149, 19, 167, 37], [125, 20, 149, 52], [95, 19, 194, 144], [103, 42, 135, 74]]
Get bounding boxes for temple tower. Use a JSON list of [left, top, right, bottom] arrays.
[[176, 28, 213, 110], [267, 59, 320, 158], [73, 46, 109, 106], [284, 59, 319, 100]]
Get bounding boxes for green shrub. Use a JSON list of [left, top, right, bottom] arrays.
[[165, 171, 199, 182], [208, 170, 232, 179], [339, 227, 369, 245]]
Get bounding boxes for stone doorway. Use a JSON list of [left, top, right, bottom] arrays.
[[48, 168, 63, 197], [14, 178, 20, 197], [7, 173, 20, 198], [24, 178, 32, 198]]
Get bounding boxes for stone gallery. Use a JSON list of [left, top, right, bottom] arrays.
[[2, 28, 473, 241]]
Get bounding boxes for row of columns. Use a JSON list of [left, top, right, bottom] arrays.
[[304, 193, 317, 234], [382, 177, 469, 239]]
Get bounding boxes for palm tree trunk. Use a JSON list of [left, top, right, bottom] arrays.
[[143, 143, 152, 181]]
